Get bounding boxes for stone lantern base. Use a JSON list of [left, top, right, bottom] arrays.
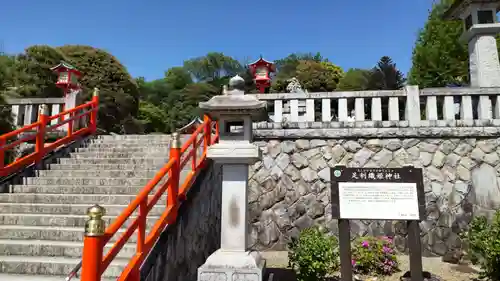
[[197, 249, 265, 281]]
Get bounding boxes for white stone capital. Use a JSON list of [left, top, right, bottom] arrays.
[[207, 141, 261, 165]]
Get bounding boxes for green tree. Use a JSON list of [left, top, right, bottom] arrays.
[[14, 45, 68, 97], [164, 67, 192, 90], [271, 52, 343, 92], [337, 68, 372, 91], [408, 0, 471, 87], [183, 52, 243, 83], [57, 45, 142, 133], [296, 60, 343, 92], [367, 56, 406, 90], [138, 100, 169, 133]]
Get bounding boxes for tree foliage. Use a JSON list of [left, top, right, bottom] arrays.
[[271, 52, 343, 92], [408, 0, 471, 87], [57, 45, 142, 133], [14, 45, 67, 97], [337, 68, 372, 91], [367, 56, 406, 90]]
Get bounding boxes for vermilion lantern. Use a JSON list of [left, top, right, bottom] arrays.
[[50, 61, 81, 92], [248, 56, 275, 93]]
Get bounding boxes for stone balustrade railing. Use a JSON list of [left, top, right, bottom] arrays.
[[249, 86, 500, 138], [6, 97, 65, 128]]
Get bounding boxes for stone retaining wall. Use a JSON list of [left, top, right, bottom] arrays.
[[142, 161, 222, 281], [248, 137, 500, 257]]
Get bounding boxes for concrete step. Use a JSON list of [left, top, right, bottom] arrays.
[[0, 213, 159, 228], [86, 142, 171, 149], [0, 273, 116, 281], [0, 193, 157, 205], [0, 225, 144, 243], [36, 169, 160, 178], [24, 177, 156, 186], [76, 147, 171, 153], [0, 203, 166, 216], [0, 255, 126, 278], [0, 239, 136, 259], [11, 185, 151, 195], [48, 163, 165, 170], [97, 134, 175, 140], [70, 152, 169, 159], [59, 158, 169, 165], [90, 139, 174, 144]]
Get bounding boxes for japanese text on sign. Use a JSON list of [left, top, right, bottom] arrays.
[[338, 182, 420, 220], [351, 171, 401, 180]]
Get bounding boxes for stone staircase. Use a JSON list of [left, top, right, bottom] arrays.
[[0, 134, 191, 280]]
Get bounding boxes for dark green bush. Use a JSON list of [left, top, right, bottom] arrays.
[[287, 227, 339, 281]]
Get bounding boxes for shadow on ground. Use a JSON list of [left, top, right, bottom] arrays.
[[264, 268, 341, 281]]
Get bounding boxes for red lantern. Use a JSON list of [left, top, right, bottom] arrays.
[[51, 61, 81, 93], [248, 57, 275, 93]]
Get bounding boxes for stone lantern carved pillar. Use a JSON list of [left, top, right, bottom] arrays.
[[443, 0, 500, 87], [197, 75, 268, 281]]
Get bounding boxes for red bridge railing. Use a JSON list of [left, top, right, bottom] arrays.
[[0, 91, 99, 177], [81, 115, 219, 281]]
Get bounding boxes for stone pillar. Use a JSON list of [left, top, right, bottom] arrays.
[[197, 75, 267, 281], [443, 1, 500, 87]]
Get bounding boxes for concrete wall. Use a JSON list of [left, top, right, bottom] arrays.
[[141, 160, 222, 281], [248, 128, 500, 257]]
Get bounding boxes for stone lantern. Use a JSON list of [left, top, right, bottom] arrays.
[[197, 75, 267, 281], [443, 0, 500, 87]]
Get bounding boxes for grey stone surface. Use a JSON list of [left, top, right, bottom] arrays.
[[0, 134, 203, 279], [247, 137, 500, 258], [142, 161, 222, 281]]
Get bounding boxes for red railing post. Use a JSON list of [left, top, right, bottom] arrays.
[[90, 88, 99, 133], [203, 115, 211, 153], [0, 137, 5, 170], [81, 205, 106, 281], [35, 104, 49, 163], [167, 132, 181, 222]]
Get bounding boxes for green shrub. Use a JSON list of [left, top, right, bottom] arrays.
[[351, 236, 399, 275], [462, 211, 500, 280], [287, 227, 340, 281]]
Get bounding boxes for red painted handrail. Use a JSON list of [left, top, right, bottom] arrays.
[[80, 115, 219, 281], [0, 94, 99, 177]]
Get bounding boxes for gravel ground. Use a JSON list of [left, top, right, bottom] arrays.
[[261, 251, 481, 281]]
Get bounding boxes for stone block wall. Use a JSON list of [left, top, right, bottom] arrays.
[[248, 137, 500, 257], [141, 160, 222, 281]]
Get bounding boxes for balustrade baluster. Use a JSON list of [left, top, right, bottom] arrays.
[[305, 99, 315, 122], [321, 98, 331, 122], [274, 100, 283, 122], [425, 96, 438, 121], [443, 96, 455, 120], [478, 96, 493, 119], [290, 99, 299, 122], [388, 97, 399, 121], [461, 95, 473, 120], [338, 98, 348, 121], [355, 98, 365, 121], [371, 98, 382, 121]]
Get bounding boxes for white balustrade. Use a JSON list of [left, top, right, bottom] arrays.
[[5, 97, 65, 128], [251, 86, 500, 127]]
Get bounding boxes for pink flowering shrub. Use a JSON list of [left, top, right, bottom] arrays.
[[350, 236, 399, 275]]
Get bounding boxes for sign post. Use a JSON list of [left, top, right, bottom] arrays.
[[331, 165, 425, 281]]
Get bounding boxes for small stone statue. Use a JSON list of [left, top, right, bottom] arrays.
[[286, 77, 304, 93]]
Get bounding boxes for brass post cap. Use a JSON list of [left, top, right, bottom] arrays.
[[171, 132, 181, 148], [87, 204, 105, 218], [85, 204, 106, 237]]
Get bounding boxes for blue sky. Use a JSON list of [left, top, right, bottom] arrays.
[[0, 0, 434, 81]]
